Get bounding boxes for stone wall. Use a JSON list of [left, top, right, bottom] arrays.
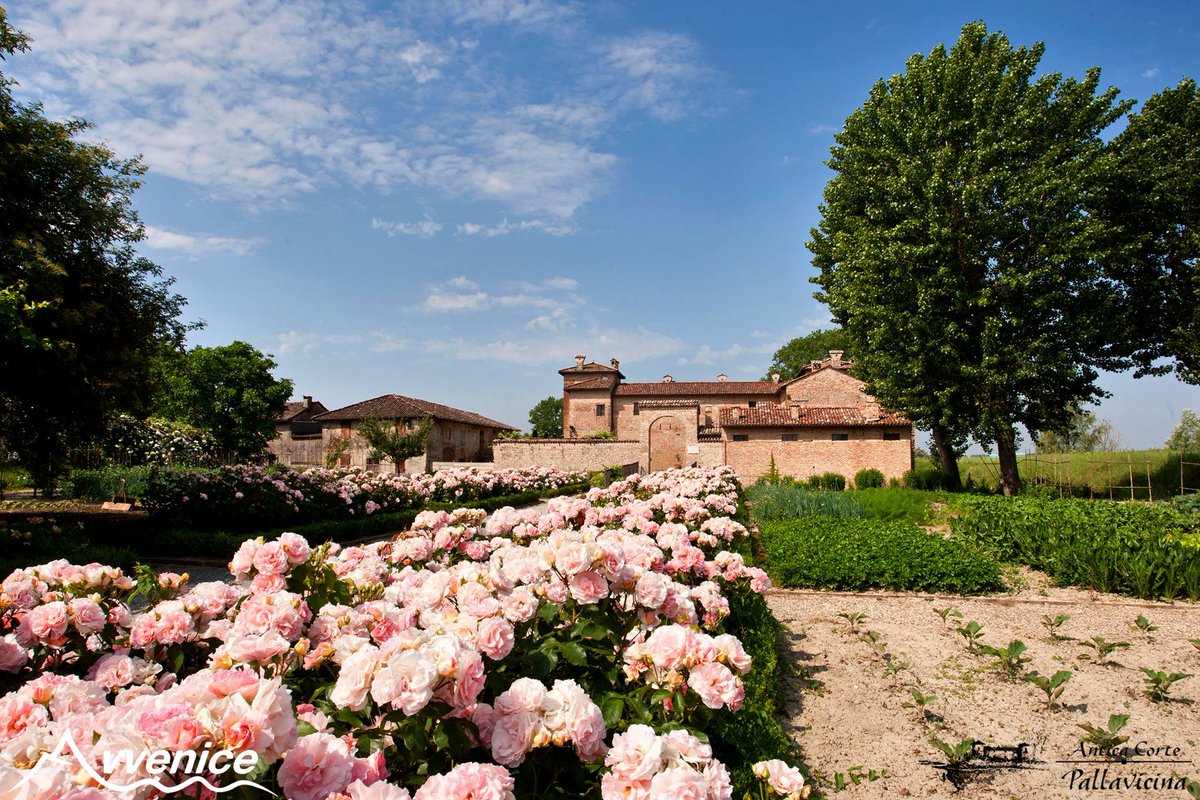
[[723, 426, 913, 483], [493, 439, 641, 473], [563, 388, 615, 439], [785, 367, 867, 406]]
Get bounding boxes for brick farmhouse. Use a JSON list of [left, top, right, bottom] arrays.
[[269, 394, 515, 472], [494, 352, 913, 484]]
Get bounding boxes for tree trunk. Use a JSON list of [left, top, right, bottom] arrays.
[[931, 424, 963, 491], [995, 425, 1021, 496]]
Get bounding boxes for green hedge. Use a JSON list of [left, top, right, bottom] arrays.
[[759, 518, 1003, 594], [951, 496, 1200, 600], [746, 482, 866, 520], [64, 466, 158, 501]]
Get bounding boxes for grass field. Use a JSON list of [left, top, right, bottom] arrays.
[[943, 449, 1200, 500]]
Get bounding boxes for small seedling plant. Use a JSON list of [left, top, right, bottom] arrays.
[[934, 607, 962, 627], [1027, 670, 1072, 709], [1140, 668, 1193, 703], [978, 640, 1031, 678], [1041, 613, 1070, 640], [837, 611, 867, 635], [1189, 638, 1200, 653], [902, 687, 937, 718], [956, 620, 985, 654], [1077, 713, 1131, 759], [1132, 614, 1158, 637], [930, 737, 976, 765], [1079, 636, 1131, 665], [830, 765, 889, 792]]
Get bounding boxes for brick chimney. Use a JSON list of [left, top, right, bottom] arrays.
[[771, 373, 781, 382], [662, 375, 673, 383], [829, 350, 844, 366], [717, 373, 727, 382], [303, 395, 313, 411], [575, 354, 585, 367], [610, 358, 620, 370]]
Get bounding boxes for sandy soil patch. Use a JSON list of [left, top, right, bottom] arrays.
[[768, 579, 1200, 799]]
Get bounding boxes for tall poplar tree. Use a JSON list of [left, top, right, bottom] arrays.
[[809, 22, 1133, 495]]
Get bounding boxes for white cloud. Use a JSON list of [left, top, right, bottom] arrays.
[[456, 218, 579, 237], [420, 275, 579, 314], [809, 123, 838, 135], [448, 276, 479, 289], [143, 225, 262, 257], [1143, 66, 1161, 78], [371, 217, 443, 238], [276, 330, 364, 357], [10, 2, 715, 218], [424, 291, 491, 312], [677, 341, 779, 366], [422, 326, 684, 365]]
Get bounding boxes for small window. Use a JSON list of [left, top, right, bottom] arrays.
[[781, 433, 798, 442], [732, 434, 749, 442], [883, 432, 901, 441], [632, 403, 639, 416], [595, 404, 606, 416], [831, 433, 849, 441], [748, 401, 757, 408]]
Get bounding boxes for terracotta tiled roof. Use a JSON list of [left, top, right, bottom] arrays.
[[698, 426, 721, 440], [616, 381, 782, 397], [316, 395, 516, 430], [635, 399, 700, 408], [780, 356, 855, 386], [278, 400, 328, 423], [719, 405, 909, 428], [564, 377, 614, 391]]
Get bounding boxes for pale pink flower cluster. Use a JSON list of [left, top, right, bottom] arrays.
[[0, 668, 296, 799], [753, 759, 810, 798], [479, 677, 606, 766], [623, 625, 750, 711], [602, 724, 732, 800], [277, 731, 389, 800], [229, 531, 312, 583], [412, 762, 514, 800]]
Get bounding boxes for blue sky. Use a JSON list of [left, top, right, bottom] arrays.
[[7, 0, 1199, 448]]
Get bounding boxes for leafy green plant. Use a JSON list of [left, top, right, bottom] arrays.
[[934, 606, 962, 627], [883, 656, 911, 678], [1077, 713, 1131, 756], [1190, 638, 1200, 652], [756, 518, 1003, 594], [854, 468, 885, 489], [830, 765, 888, 792], [978, 640, 1031, 678], [746, 483, 865, 520], [1133, 614, 1158, 636], [859, 630, 885, 651], [1027, 670, 1072, 708], [930, 737, 976, 765], [1140, 668, 1193, 702], [956, 621, 985, 654], [1080, 636, 1131, 664], [1041, 613, 1071, 640], [901, 687, 937, 717], [837, 611, 867, 634], [951, 495, 1200, 601]]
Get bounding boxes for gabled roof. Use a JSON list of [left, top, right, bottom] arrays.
[[559, 361, 625, 379], [780, 355, 856, 387], [564, 377, 616, 391], [278, 400, 329, 423], [315, 395, 516, 430], [616, 381, 783, 397], [719, 405, 909, 428]]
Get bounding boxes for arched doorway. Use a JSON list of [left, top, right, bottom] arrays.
[[648, 416, 687, 472]]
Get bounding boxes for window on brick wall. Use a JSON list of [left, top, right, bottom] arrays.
[[732, 434, 749, 442], [632, 403, 639, 415], [595, 404, 605, 416], [748, 400, 757, 408], [781, 433, 798, 441], [831, 433, 849, 441], [883, 432, 901, 441]]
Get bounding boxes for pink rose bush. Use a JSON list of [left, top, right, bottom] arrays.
[[0, 466, 806, 799]]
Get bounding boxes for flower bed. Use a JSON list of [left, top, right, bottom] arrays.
[[0, 467, 808, 799], [143, 465, 588, 529]]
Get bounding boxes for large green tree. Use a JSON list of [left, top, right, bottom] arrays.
[[763, 328, 849, 379], [1102, 79, 1200, 385], [1034, 410, 1119, 453], [153, 342, 292, 460], [528, 396, 563, 438], [809, 22, 1134, 495], [0, 9, 189, 490], [356, 417, 433, 473]]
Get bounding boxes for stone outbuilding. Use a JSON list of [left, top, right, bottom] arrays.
[[270, 394, 515, 472]]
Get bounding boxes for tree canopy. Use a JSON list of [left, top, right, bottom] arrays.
[[153, 342, 292, 461], [1166, 409, 1200, 452], [1102, 79, 1200, 385], [763, 328, 849, 380], [528, 396, 563, 438], [356, 417, 433, 473], [1034, 410, 1119, 453], [1, 9, 190, 489], [809, 21, 1136, 495]]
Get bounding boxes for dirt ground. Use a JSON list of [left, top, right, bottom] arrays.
[[767, 570, 1200, 799]]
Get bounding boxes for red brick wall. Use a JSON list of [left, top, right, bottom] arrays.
[[723, 426, 912, 483], [785, 368, 868, 407]]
